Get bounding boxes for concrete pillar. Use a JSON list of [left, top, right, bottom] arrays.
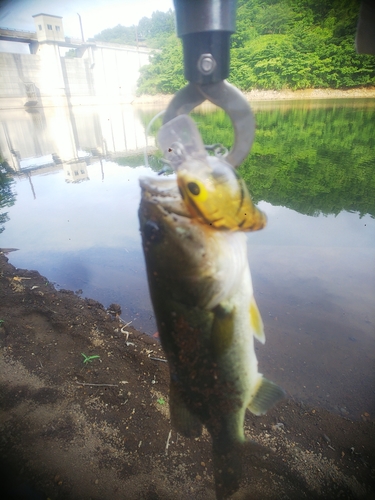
[[34, 42, 67, 105]]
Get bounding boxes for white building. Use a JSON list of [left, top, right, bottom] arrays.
[[32, 13, 65, 43]]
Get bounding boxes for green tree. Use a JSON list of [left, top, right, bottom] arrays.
[[65, 48, 76, 58], [137, 35, 185, 95], [138, 10, 175, 41], [136, 0, 375, 94], [91, 24, 137, 45], [90, 10, 175, 48], [137, 102, 375, 217], [0, 158, 16, 234]]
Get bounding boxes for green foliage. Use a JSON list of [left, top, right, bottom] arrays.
[[231, 0, 375, 90], [136, 101, 375, 217], [90, 24, 138, 45], [0, 157, 16, 234], [64, 49, 76, 58], [137, 35, 185, 95], [90, 9, 175, 48], [238, 104, 375, 217], [116, 152, 165, 172], [138, 10, 175, 48], [81, 353, 100, 364], [135, 0, 375, 94]]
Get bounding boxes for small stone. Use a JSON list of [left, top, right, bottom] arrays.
[[95, 479, 99, 485], [323, 434, 331, 443], [107, 303, 122, 316]]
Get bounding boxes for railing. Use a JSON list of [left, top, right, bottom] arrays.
[[0, 26, 37, 34], [0, 27, 79, 39]]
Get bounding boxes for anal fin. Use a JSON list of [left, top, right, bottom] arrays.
[[248, 377, 285, 416]]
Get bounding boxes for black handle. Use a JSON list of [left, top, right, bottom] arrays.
[[173, 0, 237, 84]]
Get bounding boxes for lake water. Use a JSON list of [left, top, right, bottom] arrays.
[[0, 99, 374, 419]]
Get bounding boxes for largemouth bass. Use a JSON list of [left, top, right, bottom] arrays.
[[139, 172, 284, 498]]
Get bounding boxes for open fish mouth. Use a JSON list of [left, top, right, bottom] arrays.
[[139, 176, 191, 219]]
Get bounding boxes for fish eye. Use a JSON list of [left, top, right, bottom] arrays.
[[187, 182, 200, 196]]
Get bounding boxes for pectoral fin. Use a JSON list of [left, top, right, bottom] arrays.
[[248, 377, 285, 416], [250, 296, 265, 344], [211, 303, 235, 358]]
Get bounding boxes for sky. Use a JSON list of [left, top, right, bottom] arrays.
[[0, 0, 175, 39]]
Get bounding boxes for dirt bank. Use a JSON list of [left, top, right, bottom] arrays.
[[132, 87, 375, 105], [0, 252, 374, 499]]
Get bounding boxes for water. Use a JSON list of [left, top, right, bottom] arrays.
[[1, 100, 374, 419]]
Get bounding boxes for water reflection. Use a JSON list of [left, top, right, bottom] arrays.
[[0, 101, 374, 420], [0, 104, 157, 175]]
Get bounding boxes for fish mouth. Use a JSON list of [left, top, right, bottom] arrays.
[[139, 176, 191, 218], [139, 176, 178, 197]]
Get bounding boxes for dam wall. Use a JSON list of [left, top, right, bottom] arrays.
[[0, 34, 153, 109]]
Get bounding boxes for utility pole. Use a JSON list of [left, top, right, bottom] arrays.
[[77, 13, 84, 42]]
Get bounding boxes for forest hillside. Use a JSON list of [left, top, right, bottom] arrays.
[[90, 0, 375, 94]]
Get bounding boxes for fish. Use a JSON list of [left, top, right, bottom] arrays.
[[139, 173, 285, 499]]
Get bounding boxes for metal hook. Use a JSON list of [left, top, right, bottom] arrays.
[[162, 81, 255, 168]]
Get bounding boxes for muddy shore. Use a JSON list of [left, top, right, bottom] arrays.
[[0, 252, 374, 499]]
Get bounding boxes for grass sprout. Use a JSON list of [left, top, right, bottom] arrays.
[[81, 353, 100, 364]]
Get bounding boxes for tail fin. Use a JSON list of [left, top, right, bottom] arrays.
[[212, 438, 266, 499], [212, 439, 242, 500]]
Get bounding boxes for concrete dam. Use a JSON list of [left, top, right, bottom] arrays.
[[0, 13, 154, 109]]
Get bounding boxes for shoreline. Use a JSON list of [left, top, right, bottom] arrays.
[[132, 86, 375, 105], [0, 251, 374, 499]]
